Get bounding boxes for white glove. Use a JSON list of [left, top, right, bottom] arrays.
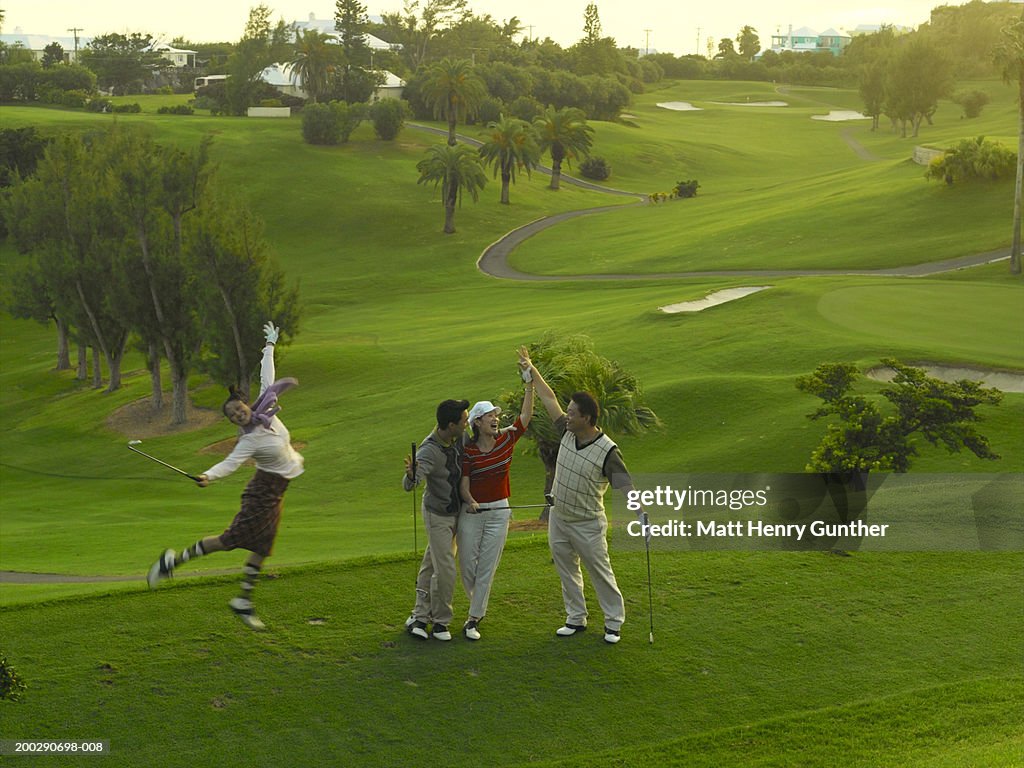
[[521, 366, 533, 383], [637, 510, 651, 544], [263, 322, 280, 345]]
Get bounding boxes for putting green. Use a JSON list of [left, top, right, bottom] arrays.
[[816, 283, 1024, 366]]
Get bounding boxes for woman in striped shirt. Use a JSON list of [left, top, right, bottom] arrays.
[[457, 365, 534, 640]]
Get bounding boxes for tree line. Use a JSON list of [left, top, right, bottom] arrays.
[[1, 125, 301, 424]]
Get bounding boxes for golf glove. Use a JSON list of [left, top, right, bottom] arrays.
[[637, 510, 651, 544], [263, 322, 280, 345], [521, 366, 533, 383]]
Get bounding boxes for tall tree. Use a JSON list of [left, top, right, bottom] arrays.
[[289, 28, 340, 103], [884, 37, 952, 138], [79, 32, 169, 94], [994, 11, 1024, 275], [108, 127, 209, 423], [380, 0, 469, 70], [335, 0, 372, 102], [41, 41, 64, 67], [736, 26, 760, 61], [422, 57, 486, 145], [478, 114, 539, 204], [715, 37, 739, 60], [533, 106, 594, 190], [189, 195, 301, 397], [416, 143, 487, 234], [582, 3, 602, 45]]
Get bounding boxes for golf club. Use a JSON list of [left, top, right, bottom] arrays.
[[411, 441, 418, 556], [127, 440, 201, 482], [643, 511, 654, 644]]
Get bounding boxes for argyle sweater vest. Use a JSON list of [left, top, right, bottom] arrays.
[[551, 430, 616, 522]]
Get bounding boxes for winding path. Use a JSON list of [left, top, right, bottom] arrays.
[[408, 124, 1010, 281]]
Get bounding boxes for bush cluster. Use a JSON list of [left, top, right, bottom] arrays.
[[301, 101, 366, 145], [580, 156, 611, 181], [157, 104, 195, 115]]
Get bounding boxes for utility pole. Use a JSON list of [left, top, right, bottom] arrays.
[[643, 28, 652, 57], [527, 25, 534, 43], [67, 27, 84, 60], [696, 27, 701, 56]]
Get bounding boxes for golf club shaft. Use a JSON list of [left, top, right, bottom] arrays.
[[127, 444, 201, 482], [645, 530, 654, 644], [411, 441, 418, 556]]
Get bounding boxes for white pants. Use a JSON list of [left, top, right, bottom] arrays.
[[548, 512, 625, 631], [457, 499, 511, 620]]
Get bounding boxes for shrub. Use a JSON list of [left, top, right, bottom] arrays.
[[674, 179, 700, 198], [259, 98, 283, 107], [156, 85, 175, 95], [157, 104, 195, 115], [60, 89, 90, 108], [473, 96, 504, 126], [302, 101, 365, 145], [951, 90, 990, 119], [509, 95, 543, 123], [926, 136, 1015, 185], [369, 98, 406, 141], [111, 103, 141, 113], [86, 97, 113, 113], [0, 655, 27, 701], [579, 156, 611, 181]]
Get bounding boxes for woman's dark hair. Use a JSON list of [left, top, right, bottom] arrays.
[[222, 385, 247, 416]]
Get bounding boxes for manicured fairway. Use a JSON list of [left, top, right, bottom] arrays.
[[0, 78, 1020, 767]]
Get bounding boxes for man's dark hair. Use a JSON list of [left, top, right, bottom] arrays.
[[570, 391, 600, 426], [436, 399, 470, 430]]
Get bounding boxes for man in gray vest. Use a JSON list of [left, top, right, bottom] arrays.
[[403, 398, 469, 641], [520, 349, 639, 645]]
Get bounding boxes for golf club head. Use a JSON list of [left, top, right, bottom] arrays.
[[128, 440, 142, 446]]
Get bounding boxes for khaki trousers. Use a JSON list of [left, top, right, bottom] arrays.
[[410, 510, 459, 626], [548, 512, 625, 631]]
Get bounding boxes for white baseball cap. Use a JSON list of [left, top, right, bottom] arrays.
[[468, 401, 502, 424]]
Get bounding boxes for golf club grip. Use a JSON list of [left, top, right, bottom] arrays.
[[411, 442, 416, 483]]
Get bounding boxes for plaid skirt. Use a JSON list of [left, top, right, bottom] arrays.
[[219, 470, 290, 557]]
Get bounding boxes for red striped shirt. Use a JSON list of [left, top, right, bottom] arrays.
[[462, 417, 526, 502]]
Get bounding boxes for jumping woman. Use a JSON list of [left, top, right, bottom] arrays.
[[146, 321, 304, 630]]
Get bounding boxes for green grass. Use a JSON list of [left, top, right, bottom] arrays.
[[0, 80, 1021, 766], [0, 545, 1020, 767]]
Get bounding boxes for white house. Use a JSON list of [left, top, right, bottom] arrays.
[[0, 31, 92, 63], [151, 43, 197, 68], [291, 12, 400, 55], [256, 63, 405, 101]]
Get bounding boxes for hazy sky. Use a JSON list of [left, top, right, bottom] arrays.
[[6, 1, 953, 56]]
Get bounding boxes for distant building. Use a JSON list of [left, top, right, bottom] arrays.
[[291, 13, 400, 53], [256, 63, 405, 101], [0, 31, 92, 63], [152, 43, 197, 68], [765, 26, 851, 56]]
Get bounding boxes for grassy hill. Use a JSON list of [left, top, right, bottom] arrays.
[[0, 79, 1021, 765]]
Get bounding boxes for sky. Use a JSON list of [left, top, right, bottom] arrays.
[[4, 1, 960, 56]]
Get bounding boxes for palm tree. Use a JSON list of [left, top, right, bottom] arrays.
[[421, 57, 487, 145], [533, 106, 594, 190], [995, 12, 1024, 275], [289, 29, 340, 104], [499, 332, 661, 510], [478, 115, 540, 205], [416, 143, 488, 234]]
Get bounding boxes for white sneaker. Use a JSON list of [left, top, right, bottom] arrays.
[[556, 623, 586, 637], [407, 620, 429, 640], [603, 627, 621, 644], [146, 549, 176, 589], [463, 620, 481, 641], [229, 597, 266, 631], [431, 623, 452, 641]]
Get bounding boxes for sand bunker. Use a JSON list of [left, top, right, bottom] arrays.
[[866, 365, 1024, 393], [660, 286, 770, 313], [656, 101, 703, 111], [710, 101, 788, 107], [812, 110, 870, 122]]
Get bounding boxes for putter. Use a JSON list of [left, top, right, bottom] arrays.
[[127, 440, 201, 482]]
